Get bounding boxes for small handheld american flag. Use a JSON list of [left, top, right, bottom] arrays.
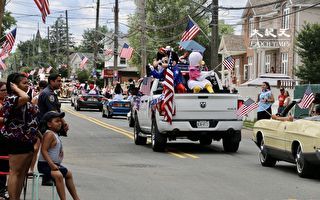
[[236, 98, 258, 117], [298, 85, 315, 109]]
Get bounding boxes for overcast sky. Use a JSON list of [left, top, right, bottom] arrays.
[[5, 0, 247, 49]]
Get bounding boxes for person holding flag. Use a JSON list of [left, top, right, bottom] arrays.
[[257, 82, 274, 120]]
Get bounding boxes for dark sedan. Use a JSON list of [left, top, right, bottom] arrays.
[[102, 100, 131, 118], [74, 94, 107, 111]]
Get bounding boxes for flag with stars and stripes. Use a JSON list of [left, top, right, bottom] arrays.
[[223, 56, 235, 71], [34, 0, 50, 23], [298, 85, 315, 109], [180, 18, 200, 42], [236, 98, 258, 117], [79, 56, 88, 69], [0, 28, 17, 58], [120, 43, 134, 59], [161, 52, 175, 124]]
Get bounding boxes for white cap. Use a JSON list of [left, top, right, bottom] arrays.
[[165, 46, 172, 51], [189, 52, 203, 66]]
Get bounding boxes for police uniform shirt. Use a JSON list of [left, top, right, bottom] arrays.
[[38, 85, 61, 120]]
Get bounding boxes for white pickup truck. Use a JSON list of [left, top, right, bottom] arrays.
[[133, 75, 244, 152]]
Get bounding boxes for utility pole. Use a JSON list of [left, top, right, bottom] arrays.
[[65, 10, 70, 67], [55, 20, 59, 56], [0, 0, 6, 37], [210, 0, 219, 70], [140, 0, 147, 77], [113, 0, 119, 79], [47, 26, 50, 54], [93, 0, 100, 69]]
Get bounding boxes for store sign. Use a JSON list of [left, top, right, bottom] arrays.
[[249, 28, 291, 49], [103, 69, 113, 78]]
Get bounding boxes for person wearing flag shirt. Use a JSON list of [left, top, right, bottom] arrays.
[[188, 52, 214, 93], [257, 81, 274, 120], [149, 50, 186, 93]]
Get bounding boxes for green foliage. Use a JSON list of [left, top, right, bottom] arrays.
[[127, 0, 234, 69], [296, 23, 320, 84], [1, 11, 16, 38], [78, 25, 110, 53], [76, 69, 90, 83], [58, 66, 69, 78]]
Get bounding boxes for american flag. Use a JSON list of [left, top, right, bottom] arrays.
[[161, 52, 175, 124], [29, 69, 36, 76], [34, 0, 50, 23], [38, 67, 45, 74], [0, 59, 6, 70], [0, 28, 17, 57], [298, 85, 315, 109], [104, 48, 113, 56], [46, 66, 52, 73], [120, 43, 134, 59], [80, 56, 88, 69], [180, 18, 200, 42], [223, 56, 235, 71], [139, 77, 152, 95], [236, 98, 258, 117]]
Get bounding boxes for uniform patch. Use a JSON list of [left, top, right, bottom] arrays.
[[49, 95, 55, 102]]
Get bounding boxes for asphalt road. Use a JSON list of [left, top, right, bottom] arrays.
[[25, 101, 320, 200]]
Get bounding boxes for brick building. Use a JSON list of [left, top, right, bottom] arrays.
[[219, 0, 320, 86]]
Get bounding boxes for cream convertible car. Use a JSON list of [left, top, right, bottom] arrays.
[[252, 101, 320, 178]]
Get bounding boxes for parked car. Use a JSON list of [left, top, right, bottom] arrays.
[[73, 94, 106, 111], [102, 99, 131, 118], [252, 101, 320, 178]]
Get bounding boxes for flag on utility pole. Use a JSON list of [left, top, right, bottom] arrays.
[[34, 0, 50, 23], [180, 17, 200, 42], [80, 56, 88, 69], [120, 43, 134, 59]]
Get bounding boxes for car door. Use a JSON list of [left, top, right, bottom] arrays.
[[138, 78, 153, 131], [263, 120, 285, 151]]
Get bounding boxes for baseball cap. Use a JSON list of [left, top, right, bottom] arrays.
[[42, 111, 65, 122]]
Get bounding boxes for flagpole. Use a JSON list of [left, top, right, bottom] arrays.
[[188, 15, 210, 42]]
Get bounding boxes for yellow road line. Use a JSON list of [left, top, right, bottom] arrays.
[[63, 106, 199, 159], [168, 152, 186, 158]]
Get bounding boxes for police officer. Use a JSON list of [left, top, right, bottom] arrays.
[[38, 73, 69, 135]]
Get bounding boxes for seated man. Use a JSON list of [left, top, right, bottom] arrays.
[[272, 104, 320, 121]]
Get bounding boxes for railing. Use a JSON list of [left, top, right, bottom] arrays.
[[277, 80, 296, 89]]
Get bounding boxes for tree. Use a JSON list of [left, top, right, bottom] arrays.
[[76, 69, 90, 83], [127, 0, 234, 69], [295, 23, 320, 84], [78, 25, 111, 53], [1, 11, 16, 38]]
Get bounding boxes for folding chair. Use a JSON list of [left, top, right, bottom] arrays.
[[24, 172, 57, 200]]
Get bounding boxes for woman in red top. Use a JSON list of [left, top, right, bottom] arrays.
[[0, 81, 8, 199]]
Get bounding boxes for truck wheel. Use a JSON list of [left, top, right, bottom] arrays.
[[296, 144, 314, 178], [129, 113, 134, 127], [134, 115, 147, 145], [199, 137, 212, 145], [259, 137, 276, 167], [151, 118, 166, 152], [223, 131, 240, 153]]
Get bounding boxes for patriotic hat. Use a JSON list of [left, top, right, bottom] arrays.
[[189, 52, 203, 66]]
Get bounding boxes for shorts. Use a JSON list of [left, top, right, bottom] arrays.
[[38, 161, 68, 178], [1, 138, 34, 154]]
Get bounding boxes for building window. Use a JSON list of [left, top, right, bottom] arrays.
[[248, 57, 253, 79], [249, 17, 254, 37], [120, 57, 126, 65], [281, 52, 288, 75], [265, 54, 271, 73], [282, 4, 290, 30], [244, 64, 249, 80]]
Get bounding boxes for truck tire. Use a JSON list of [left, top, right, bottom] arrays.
[[129, 112, 134, 127], [151, 118, 166, 152], [134, 115, 147, 145], [223, 131, 240, 153]]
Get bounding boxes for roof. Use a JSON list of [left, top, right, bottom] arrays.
[[291, 0, 320, 5], [242, 0, 278, 18], [219, 35, 246, 55], [241, 73, 294, 86]]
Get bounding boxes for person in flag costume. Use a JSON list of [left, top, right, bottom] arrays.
[[187, 52, 214, 93]]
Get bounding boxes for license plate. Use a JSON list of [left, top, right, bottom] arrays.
[[88, 98, 97, 101], [196, 121, 210, 128]]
